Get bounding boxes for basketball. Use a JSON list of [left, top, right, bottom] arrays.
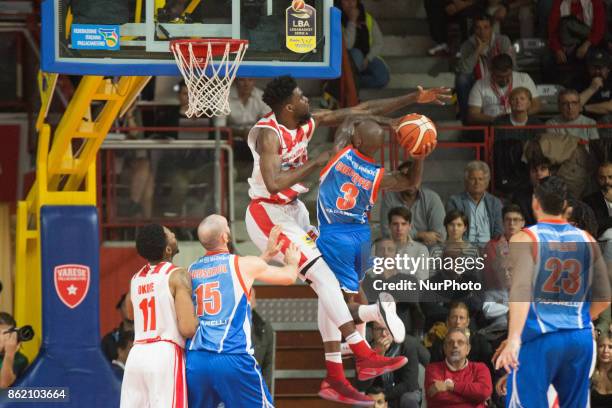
[[395, 113, 437, 155], [292, 0, 306, 11]]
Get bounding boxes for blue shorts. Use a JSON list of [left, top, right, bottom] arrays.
[[317, 223, 372, 293], [506, 328, 595, 408], [186, 350, 274, 408]]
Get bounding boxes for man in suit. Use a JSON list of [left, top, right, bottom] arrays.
[[583, 162, 612, 237]]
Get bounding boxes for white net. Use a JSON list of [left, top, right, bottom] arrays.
[[171, 40, 248, 118]]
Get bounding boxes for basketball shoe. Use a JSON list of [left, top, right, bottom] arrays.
[[355, 353, 408, 381], [319, 377, 373, 406]]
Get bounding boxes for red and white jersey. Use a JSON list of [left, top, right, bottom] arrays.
[[130, 262, 185, 348], [247, 112, 316, 204]]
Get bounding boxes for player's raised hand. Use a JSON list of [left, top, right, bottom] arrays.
[[494, 338, 520, 373], [261, 225, 284, 262], [415, 86, 451, 105], [283, 243, 301, 266]]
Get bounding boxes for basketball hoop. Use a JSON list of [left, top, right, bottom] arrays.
[[170, 38, 248, 118]]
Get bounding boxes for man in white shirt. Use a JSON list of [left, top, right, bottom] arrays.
[[227, 78, 270, 133], [467, 53, 541, 124]]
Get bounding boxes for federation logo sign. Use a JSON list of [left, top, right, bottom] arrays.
[[71, 24, 120, 51], [54, 264, 90, 309]]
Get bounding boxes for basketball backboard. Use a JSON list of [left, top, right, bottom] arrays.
[[41, 0, 341, 78]]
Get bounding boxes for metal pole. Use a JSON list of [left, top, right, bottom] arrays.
[[213, 117, 225, 213]]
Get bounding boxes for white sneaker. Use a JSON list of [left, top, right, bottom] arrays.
[[428, 43, 448, 56], [377, 292, 406, 343]]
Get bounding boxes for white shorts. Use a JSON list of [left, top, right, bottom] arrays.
[[246, 199, 321, 273], [121, 341, 187, 408]]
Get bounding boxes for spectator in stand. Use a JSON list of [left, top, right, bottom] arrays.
[[544, 89, 600, 198], [366, 386, 389, 408], [548, 0, 607, 66], [467, 53, 541, 125], [380, 162, 446, 246], [486, 1, 536, 37], [511, 158, 552, 226], [455, 13, 515, 123], [591, 332, 612, 407], [425, 328, 493, 408], [225, 78, 270, 165], [584, 162, 612, 236], [363, 238, 422, 335], [0, 312, 29, 388], [101, 293, 134, 362], [357, 321, 431, 408], [426, 1, 486, 56], [492, 87, 543, 195], [577, 50, 612, 120], [447, 160, 504, 244], [565, 198, 600, 236], [250, 287, 275, 390], [427, 302, 494, 367], [482, 204, 524, 291], [336, 0, 389, 89], [387, 207, 430, 281], [429, 210, 482, 269], [111, 329, 134, 382]]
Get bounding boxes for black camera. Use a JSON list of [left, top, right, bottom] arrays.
[[3, 325, 35, 343]]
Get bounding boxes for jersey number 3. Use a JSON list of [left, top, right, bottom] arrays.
[[195, 282, 222, 316], [336, 182, 359, 211]]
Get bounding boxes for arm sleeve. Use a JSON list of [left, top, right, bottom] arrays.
[[451, 363, 493, 403], [344, 21, 357, 49], [366, 19, 385, 61], [588, 0, 606, 46], [548, 0, 563, 52]]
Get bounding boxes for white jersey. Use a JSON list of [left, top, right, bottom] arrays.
[[130, 261, 185, 348], [247, 112, 316, 204]]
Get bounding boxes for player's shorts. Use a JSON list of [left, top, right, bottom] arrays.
[[506, 328, 596, 408], [246, 199, 321, 273], [317, 223, 372, 293], [121, 341, 187, 408], [186, 350, 274, 408]]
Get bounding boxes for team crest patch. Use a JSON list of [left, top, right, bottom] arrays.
[[302, 234, 315, 246], [54, 264, 90, 309]]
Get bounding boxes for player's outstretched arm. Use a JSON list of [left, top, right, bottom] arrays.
[[169, 267, 199, 338], [495, 231, 534, 373], [240, 243, 300, 287], [256, 128, 331, 194], [312, 86, 451, 127]]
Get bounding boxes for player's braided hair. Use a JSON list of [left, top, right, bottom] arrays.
[[136, 224, 167, 262], [263, 75, 298, 113]]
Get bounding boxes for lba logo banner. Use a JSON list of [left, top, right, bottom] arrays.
[[71, 24, 120, 50], [54, 264, 90, 309]]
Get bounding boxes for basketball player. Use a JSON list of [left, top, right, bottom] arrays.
[[495, 177, 611, 407], [245, 75, 450, 402], [315, 117, 433, 404], [121, 224, 198, 408], [186, 215, 300, 408]]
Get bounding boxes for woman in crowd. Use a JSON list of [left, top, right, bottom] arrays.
[[591, 333, 612, 407], [336, 0, 390, 88]]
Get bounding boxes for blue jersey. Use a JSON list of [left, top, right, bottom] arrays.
[[187, 252, 253, 354], [317, 146, 384, 226], [522, 220, 595, 342]]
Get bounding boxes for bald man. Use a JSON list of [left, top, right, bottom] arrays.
[[185, 215, 299, 408], [315, 117, 435, 404]]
